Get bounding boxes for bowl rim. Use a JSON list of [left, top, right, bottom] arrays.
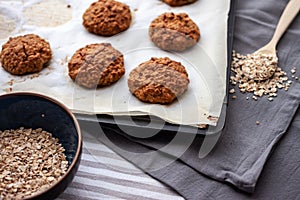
[[0, 91, 82, 199]]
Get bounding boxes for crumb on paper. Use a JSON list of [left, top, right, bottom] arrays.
[[198, 124, 208, 129], [3, 88, 12, 93], [61, 56, 69, 65], [7, 79, 14, 86], [207, 116, 218, 123], [30, 73, 40, 79], [0, 127, 68, 199]]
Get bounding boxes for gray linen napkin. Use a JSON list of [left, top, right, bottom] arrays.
[[80, 0, 300, 196], [86, 107, 300, 200]]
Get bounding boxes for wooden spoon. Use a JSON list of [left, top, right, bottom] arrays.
[[248, 0, 300, 81], [256, 0, 300, 55]]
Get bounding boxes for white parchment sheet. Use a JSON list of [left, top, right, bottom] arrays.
[[0, 0, 230, 126]]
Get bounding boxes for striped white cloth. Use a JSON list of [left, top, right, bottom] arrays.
[[57, 131, 183, 200]]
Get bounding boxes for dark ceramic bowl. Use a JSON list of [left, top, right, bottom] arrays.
[[0, 92, 82, 200]]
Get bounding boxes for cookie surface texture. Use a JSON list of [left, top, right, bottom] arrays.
[[128, 57, 189, 104], [0, 34, 52, 75], [149, 12, 200, 51], [68, 43, 125, 88], [83, 0, 131, 36], [162, 0, 197, 6]]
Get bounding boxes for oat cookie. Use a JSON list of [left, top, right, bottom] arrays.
[[82, 0, 131, 36], [149, 12, 200, 51], [0, 34, 52, 75], [68, 43, 125, 88], [162, 0, 198, 6], [128, 57, 189, 104]]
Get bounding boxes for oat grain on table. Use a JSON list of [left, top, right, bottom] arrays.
[[0, 34, 52, 75], [82, 0, 131, 36], [128, 57, 190, 104], [149, 12, 200, 52], [68, 43, 125, 88]]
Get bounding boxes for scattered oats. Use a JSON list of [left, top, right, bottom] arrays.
[[239, 52, 277, 81], [246, 97, 249, 100], [60, 56, 69, 65], [268, 97, 274, 101], [252, 96, 258, 101], [256, 121, 260, 125], [232, 95, 237, 99], [0, 127, 68, 199], [254, 89, 264, 97], [231, 50, 291, 100], [285, 87, 289, 91], [229, 88, 235, 94], [270, 88, 277, 93], [291, 67, 297, 74], [277, 84, 284, 89], [296, 77, 299, 80]]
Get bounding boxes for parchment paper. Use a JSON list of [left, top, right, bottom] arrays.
[[0, 0, 230, 126]]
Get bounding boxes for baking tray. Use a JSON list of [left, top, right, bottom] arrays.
[[75, 0, 236, 135]]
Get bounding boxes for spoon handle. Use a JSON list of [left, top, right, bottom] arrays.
[[269, 0, 300, 47]]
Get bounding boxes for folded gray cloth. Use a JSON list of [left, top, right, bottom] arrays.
[[88, 107, 300, 200], [79, 0, 300, 196]]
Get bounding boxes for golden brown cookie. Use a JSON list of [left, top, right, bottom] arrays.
[[128, 57, 189, 104], [149, 12, 200, 52], [68, 43, 125, 88], [0, 34, 52, 75], [162, 0, 198, 6], [82, 0, 131, 36]]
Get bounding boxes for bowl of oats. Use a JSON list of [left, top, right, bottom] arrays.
[[0, 92, 82, 200]]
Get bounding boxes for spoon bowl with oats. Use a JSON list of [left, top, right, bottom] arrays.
[[243, 0, 300, 81]]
